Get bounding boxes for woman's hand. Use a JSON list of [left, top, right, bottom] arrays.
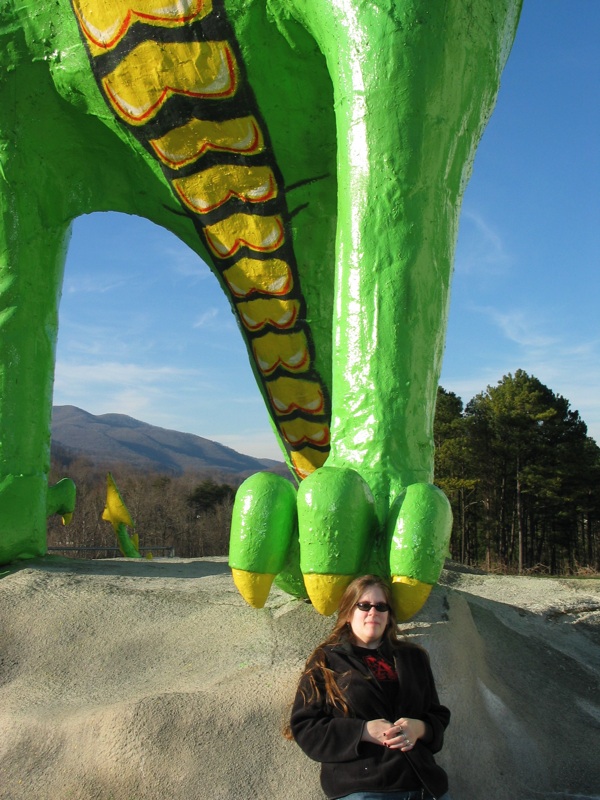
[[361, 719, 394, 745], [382, 717, 427, 751]]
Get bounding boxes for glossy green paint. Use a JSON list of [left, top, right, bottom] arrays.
[[290, 0, 521, 513], [0, 0, 521, 616], [297, 467, 376, 576], [230, 0, 522, 609], [0, 2, 202, 562], [387, 483, 454, 585], [229, 472, 296, 575]]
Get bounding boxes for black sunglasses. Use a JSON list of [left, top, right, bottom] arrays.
[[355, 601, 391, 613]]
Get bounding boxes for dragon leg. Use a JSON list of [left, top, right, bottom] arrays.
[[0, 101, 71, 560], [294, 0, 521, 617], [231, 0, 522, 618]]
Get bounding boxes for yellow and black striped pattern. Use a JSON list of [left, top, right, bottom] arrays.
[[71, 0, 330, 479]]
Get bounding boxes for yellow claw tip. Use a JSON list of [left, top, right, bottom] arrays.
[[303, 573, 354, 616], [391, 576, 433, 621], [231, 568, 276, 609], [61, 512, 73, 526]]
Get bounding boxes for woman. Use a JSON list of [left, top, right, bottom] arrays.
[[289, 575, 450, 800]]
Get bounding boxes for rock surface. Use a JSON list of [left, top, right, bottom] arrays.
[[0, 558, 598, 800]]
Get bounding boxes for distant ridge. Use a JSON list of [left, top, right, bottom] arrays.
[[51, 406, 288, 479]]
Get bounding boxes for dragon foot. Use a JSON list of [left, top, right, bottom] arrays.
[[229, 468, 452, 620]]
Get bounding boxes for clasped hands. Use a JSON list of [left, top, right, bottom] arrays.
[[361, 717, 426, 752]]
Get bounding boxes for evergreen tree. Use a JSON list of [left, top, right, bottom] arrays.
[[435, 370, 599, 574], [434, 388, 479, 564]]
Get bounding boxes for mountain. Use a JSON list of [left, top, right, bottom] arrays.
[[51, 406, 288, 479]]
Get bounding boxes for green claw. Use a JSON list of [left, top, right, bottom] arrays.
[[297, 467, 376, 613], [385, 484, 452, 620], [298, 467, 376, 575], [229, 472, 297, 607], [387, 483, 452, 584]]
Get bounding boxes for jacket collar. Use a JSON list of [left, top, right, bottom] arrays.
[[330, 636, 395, 660]]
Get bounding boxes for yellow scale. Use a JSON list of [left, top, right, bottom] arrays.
[[72, 0, 214, 54], [75, 0, 329, 477]]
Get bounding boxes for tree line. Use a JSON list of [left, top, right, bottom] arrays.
[[434, 370, 600, 575]]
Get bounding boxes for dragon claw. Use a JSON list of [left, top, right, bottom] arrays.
[[231, 568, 276, 609], [229, 472, 297, 607], [391, 576, 434, 622], [302, 573, 354, 616], [388, 483, 453, 583]]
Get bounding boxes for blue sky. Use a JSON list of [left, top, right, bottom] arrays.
[[54, 1, 600, 461]]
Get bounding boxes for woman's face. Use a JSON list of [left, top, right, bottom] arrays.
[[348, 585, 390, 649]]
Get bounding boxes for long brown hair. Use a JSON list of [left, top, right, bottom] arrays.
[[284, 575, 401, 738]]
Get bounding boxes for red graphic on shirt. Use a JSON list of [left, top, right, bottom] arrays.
[[364, 655, 397, 682]]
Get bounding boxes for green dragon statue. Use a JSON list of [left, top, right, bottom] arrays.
[[0, 0, 522, 618]]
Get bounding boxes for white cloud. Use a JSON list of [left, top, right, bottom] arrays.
[[57, 317, 167, 361], [193, 308, 220, 328], [53, 360, 201, 398], [455, 208, 511, 275], [65, 275, 130, 295], [106, 389, 153, 419], [480, 306, 559, 348], [163, 242, 212, 281]]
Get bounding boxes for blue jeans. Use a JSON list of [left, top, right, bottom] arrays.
[[338, 793, 451, 800]]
